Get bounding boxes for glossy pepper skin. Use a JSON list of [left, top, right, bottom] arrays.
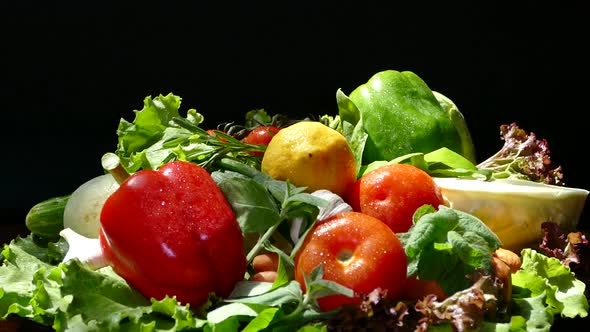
[[99, 161, 247, 308], [346, 70, 475, 164]]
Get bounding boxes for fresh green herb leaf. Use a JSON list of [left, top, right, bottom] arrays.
[[212, 171, 281, 234], [245, 109, 273, 129], [302, 265, 354, 304], [398, 206, 502, 295], [263, 243, 296, 290], [206, 302, 265, 325], [114, 94, 265, 174], [228, 281, 303, 307], [241, 307, 283, 332]]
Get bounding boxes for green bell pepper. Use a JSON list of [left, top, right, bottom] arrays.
[[339, 70, 476, 165]]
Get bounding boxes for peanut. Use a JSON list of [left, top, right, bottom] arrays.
[[252, 252, 279, 273], [492, 256, 512, 303], [493, 248, 521, 273], [249, 270, 278, 283]]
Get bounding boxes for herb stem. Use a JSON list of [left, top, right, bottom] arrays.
[[246, 218, 284, 263]]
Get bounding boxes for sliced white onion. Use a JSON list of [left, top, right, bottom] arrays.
[[60, 228, 108, 270], [63, 174, 120, 238]]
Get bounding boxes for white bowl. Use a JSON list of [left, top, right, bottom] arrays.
[[433, 177, 589, 252]]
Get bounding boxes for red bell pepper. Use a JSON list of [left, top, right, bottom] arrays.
[[99, 160, 247, 307]]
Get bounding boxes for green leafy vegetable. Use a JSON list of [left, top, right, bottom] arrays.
[[477, 123, 564, 185], [114, 93, 266, 173], [358, 147, 491, 179], [213, 171, 281, 234], [398, 205, 502, 295], [0, 236, 208, 331], [205, 266, 350, 329], [2, 89, 588, 331], [512, 249, 588, 319], [211, 158, 326, 265]]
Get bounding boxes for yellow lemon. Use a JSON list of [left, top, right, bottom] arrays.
[[261, 121, 357, 196]]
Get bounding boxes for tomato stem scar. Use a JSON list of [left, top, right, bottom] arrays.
[[337, 249, 354, 264]]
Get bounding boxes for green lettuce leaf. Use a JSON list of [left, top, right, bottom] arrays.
[[114, 94, 266, 174], [117, 94, 184, 158], [115, 94, 200, 172], [0, 236, 207, 331], [512, 249, 588, 319]]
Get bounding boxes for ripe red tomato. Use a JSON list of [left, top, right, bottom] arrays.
[[242, 126, 281, 155], [345, 163, 444, 233], [294, 211, 407, 311]]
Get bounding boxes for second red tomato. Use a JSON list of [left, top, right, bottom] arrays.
[[346, 163, 445, 233], [294, 211, 407, 312]]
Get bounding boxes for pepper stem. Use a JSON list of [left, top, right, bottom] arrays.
[[101, 152, 130, 184]]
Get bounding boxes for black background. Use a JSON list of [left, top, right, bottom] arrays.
[[1, 2, 588, 233], [0, 2, 588, 330]]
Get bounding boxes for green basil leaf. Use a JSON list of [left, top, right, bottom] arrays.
[[213, 172, 280, 234], [242, 307, 284, 332], [227, 281, 303, 307], [206, 302, 264, 325]]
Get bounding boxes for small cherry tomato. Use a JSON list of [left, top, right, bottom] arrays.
[[345, 163, 444, 233], [294, 211, 407, 312], [242, 126, 281, 155], [206, 129, 228, 142]]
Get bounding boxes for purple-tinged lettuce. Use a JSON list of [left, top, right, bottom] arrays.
[[477, 123, 564, 185]]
